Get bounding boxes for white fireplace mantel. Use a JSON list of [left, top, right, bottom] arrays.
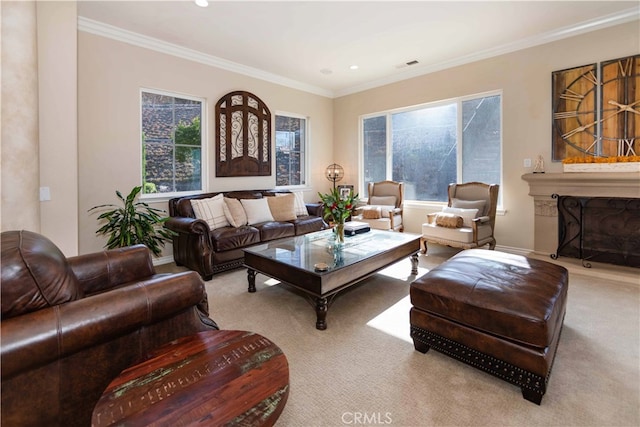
[[522, 172, 640, 199], [521, 172, 640, 256]]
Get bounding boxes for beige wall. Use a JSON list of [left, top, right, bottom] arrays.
[[333, 21, 640, 251], [1, 1, 78, 255], [78, 32, 333, 255], [37, 1, 78, 256], [1, 1, 40, 232], [6, 8, 638, 258]]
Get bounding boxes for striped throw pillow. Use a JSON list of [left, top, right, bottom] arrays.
[[191, 194, 230, 230]]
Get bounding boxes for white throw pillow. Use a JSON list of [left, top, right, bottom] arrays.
[[452, 198, 487, 217], [442, 207, 479, 228], [291, 191, 309, 217], [240, 198, 275, 225], [190, 194, 230, 229]]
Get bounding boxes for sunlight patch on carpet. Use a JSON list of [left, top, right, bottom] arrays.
[[367, 295, 413, 343], [263, 278, 281, 287], [377, 260, 430, 281]]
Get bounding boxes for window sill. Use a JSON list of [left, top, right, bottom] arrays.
[[404, 200, 506, 215], [140, 190, 206, 203]]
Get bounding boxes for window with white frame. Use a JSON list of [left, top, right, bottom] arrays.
[[141, 89, 204, 195], [361, 92, 502, 202], [275, 113, 307, 187]]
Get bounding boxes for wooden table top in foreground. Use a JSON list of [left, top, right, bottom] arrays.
[[92, 330, 289, 427]]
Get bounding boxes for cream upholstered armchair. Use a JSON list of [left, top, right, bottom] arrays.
[[353, 181, 404, 231], [421, 182, 499, 253]]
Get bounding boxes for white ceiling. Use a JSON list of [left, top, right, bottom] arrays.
[[77, 1, 640, 98]]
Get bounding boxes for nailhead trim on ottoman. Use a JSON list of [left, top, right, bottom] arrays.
[[410, 325, 563, 404]]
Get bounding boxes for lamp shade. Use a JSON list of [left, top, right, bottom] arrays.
[[325, 163, 344, 188]]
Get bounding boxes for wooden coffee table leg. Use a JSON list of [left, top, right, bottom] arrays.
[[315, 297, 328, 330], [247, 268, 257, 293], [410, 253, 419, 275]]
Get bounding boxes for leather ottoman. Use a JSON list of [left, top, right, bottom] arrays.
[[410, 249, 568, 404]]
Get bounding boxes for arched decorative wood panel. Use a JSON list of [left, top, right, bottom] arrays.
[[215, 91, 271, 176]]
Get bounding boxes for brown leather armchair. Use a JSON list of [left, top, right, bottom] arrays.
[[1, 230, 219, 427]]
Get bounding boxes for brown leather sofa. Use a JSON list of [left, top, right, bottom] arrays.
[[1, 230, 219, 427], [167, 190, 326, 280]]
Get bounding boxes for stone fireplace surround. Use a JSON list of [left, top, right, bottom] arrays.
[[522, 172, 639, 273]]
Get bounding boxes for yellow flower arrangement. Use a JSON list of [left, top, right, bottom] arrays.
[[562, 155, 640, 164]]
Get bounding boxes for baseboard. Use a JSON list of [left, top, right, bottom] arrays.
[[527, 251, 639, 286], [494, 245, 530, 256], [472, 245, 637, 286], [153, 255, 174, 266]]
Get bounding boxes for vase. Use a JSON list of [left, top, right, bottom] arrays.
[[335, 220, 345, 246]]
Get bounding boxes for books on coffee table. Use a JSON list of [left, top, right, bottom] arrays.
[[344, 221, 370, 236]]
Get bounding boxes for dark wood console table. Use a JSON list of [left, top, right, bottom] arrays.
[[92, 330, 289, 427]]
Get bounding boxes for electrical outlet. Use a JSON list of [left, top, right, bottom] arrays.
[[524, 158, 532, 168]]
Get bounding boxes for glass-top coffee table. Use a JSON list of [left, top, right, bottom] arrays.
[[243, 229, 421, 330]]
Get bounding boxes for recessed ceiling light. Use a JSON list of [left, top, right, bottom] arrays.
[[350, 65, 359, 70], [195, 0, 209, 7], [320, 68, 333, 75]]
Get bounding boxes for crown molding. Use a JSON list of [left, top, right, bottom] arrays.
[[333, 6, 640, 98], [78, 7, 638, 100], [77, 17, 334, 99]]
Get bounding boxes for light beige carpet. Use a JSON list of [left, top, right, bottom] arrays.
[[161, 246, 640, 426]]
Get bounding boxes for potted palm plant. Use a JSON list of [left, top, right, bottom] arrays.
[[89, 186, 175, 256]]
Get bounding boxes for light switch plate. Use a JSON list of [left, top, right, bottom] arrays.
[[524, 158, 532, 167], [39, 187, 51, 201]]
